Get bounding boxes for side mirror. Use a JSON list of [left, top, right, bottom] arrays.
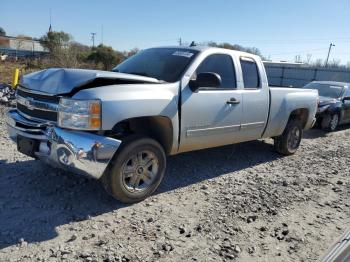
[[189, 72, 221, 92]]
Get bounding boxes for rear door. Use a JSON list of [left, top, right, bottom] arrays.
[[179, 53, 243, 152], [238, 57, 269, 140]]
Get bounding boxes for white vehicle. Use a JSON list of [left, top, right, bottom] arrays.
[[7, 46, 318, 203]]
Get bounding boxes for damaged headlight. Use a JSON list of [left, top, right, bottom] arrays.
[[58, 98, 101, 130], [317, 104, 331, 113]]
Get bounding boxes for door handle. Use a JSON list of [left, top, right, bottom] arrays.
[[226, 98, 240, 105]]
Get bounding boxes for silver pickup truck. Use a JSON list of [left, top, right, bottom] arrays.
[[7, 46, 318, 203]]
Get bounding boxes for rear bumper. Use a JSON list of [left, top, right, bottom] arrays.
[[6, 109, 121, 179]]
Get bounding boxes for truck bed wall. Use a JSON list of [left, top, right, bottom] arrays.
[[262, 87, 318, 138]]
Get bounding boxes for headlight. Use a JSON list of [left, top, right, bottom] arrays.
[[58, 98, 101, 130]]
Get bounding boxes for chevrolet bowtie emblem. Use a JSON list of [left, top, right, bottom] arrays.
[[24, 97, 35, 110]]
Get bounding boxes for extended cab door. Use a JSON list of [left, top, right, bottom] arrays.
[[238, 56, 270, 141], [179, 52, 243, 153]]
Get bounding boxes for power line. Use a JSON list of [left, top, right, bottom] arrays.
[[269, 48, 328, 56], [226, 37, 350, 43]]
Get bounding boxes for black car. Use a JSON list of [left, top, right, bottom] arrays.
[[303, 81, 350, 131]]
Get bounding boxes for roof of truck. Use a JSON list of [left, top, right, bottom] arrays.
[[152, 45, 259, 57]]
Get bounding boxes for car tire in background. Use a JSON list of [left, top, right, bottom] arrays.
[[274, 119, 303, 156], [321, 113, 339, 132], [101, 136, 166, 203]]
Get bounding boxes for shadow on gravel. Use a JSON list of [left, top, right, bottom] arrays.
[[303, 123, 350, 139], [303, 128, 328, 139], [159, 140, 280, 193], [0, 139, 280, 249], [0, 160, 123, 249]]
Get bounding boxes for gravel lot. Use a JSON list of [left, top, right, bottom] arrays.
[[0, 104, 349, 262]]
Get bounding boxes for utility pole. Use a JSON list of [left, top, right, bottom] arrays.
[[178, 37, 182, 46], [325, 43, 335, 67], [48, 8, 52, 32], [91, 32, 97, 47], [101, 25, 104, 45]]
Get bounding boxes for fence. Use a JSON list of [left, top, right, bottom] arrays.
[[265, 65, 350, 88], [0, 47, 48, 58]]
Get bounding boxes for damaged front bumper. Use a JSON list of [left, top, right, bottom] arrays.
[[6, 109, 121, 179]]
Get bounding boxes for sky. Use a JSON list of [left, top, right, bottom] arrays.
[[2, 0, 350, 64]]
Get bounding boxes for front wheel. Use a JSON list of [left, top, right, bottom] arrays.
[[321, 113, 339, 132], [274, 119, 303, 156], [101, 137, 166, 203]]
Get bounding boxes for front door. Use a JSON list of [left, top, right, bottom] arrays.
[[179, 53, 243, 153]]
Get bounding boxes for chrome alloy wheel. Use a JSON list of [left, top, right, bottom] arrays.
[[121, 150, 159, 193], [330, 114, 339, 131], [287, 126, 301, 150]]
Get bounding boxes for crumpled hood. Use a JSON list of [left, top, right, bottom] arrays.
[[20, 68, 161, 95], [319, 96, 338, 106]]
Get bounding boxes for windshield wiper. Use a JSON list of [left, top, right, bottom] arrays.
[[126, 72, 167, 83], [127, 71, 150, 77]]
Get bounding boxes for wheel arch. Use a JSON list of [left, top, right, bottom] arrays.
[[287, 108, 309, 129], [111, 116, 174, 155]]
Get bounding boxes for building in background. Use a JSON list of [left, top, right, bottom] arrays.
[[0, 35, 48, 59]]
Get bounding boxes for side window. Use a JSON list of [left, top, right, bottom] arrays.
[[345, 88, 350, 97], [196, 54, 236, 89], [240, 57, 260, 88]]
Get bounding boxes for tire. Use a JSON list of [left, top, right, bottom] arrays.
[[274, 119, 303, 156], [321, 113, 339, 132], [101, 136, 166, 203]]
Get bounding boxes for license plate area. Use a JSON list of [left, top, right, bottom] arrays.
[[17, 135, 39, 157]]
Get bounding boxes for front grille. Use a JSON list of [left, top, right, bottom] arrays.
[[16, 87, 59, 122], [17, 103, 57, 121], [17, 88, 60, 103]]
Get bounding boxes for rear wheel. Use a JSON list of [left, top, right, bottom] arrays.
[[274, 119, 303, 155], [101, 137, 166, 203], [321, 113, 339, 132]]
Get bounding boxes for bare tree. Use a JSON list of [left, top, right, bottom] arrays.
[[313, 59, 324, 67], [328, 58, 341, 68], [305, 54, 312, 64]]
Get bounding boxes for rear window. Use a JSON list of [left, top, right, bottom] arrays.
[[303, 83, 344, 98], [240, 58, 260, 88]]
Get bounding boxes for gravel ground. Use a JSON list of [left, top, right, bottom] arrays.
[[0, 104, 349, 262]]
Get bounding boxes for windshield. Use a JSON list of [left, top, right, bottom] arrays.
[[113, 48, 198, 82], [303, 83, 344, 98]]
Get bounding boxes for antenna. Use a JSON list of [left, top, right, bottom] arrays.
[[178, 37, 182, 46], [91, 32, 97, 47]]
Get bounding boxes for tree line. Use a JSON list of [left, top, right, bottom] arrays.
[[38, 31, 138, 70]]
